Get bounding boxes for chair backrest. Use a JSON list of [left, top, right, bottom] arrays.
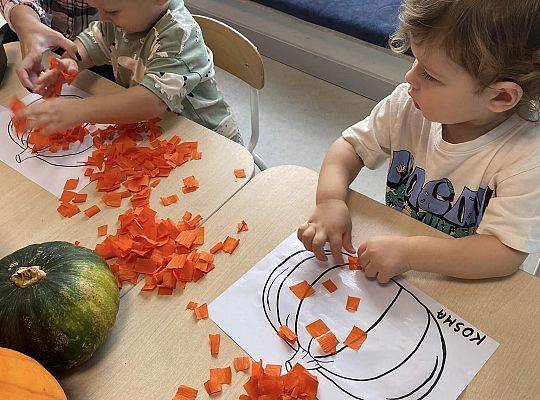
[[193, 15, 264, 90]]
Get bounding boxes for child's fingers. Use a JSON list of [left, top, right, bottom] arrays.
[[329, 234, 344, 263], [364, 262, 378, 279], [300, 224, 316, 252], [297, 222, 309, 242], [357, 241, 368, 260], [342, 230, 355, 254], [376, 272, 391, 284], [311, 230, 328, 261]]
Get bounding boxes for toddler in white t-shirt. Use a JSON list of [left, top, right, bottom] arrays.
[[298, 0, 540, 281]]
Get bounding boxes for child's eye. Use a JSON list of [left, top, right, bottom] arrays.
[[421, 70, 436, 81]]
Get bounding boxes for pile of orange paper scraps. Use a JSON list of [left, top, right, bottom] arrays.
[[95, 207, 213, 293], [9, 98, 90, 153], [240, 360, 319, 400]]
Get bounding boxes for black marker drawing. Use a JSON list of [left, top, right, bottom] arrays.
[[262, 249, 446, 400], [7, 94, 92, 168]]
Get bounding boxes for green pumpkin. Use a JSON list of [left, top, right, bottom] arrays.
[[0, 241, 119, 369]]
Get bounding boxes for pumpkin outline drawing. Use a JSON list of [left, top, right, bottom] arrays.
[[262, 249, 447, 400], [7, 94, 93, 168]]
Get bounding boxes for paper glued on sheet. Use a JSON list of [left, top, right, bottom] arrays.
[[0, 87, 97, 197], [209, 232, 499, 400]]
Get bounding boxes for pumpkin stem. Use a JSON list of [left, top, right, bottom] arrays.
[[10, 266, 46, 288]]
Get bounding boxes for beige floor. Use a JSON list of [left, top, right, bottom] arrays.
[[215, 56, 388, 203]]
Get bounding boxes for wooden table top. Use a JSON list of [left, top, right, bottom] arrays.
[[56, 165, 539, 399], [0, 42, 255, 294]]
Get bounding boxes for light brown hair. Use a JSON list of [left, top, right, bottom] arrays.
[[390, 0, 540, 119]]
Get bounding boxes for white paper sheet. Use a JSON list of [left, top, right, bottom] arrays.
[[0, 86, 98, 197], [210, 233, 499, 400]]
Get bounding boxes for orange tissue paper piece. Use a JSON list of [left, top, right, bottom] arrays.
[[209, 241, 224, 254], [346, 295, 361, 312], [289, 280, 315, 300], [305, 319, 330, 339], [97, 225, 108, 236], [182, 175, 199, 194], [234, 356, 251, 372], [234, 168, 246, 178], [348, 255, 362, 270], [239, 360, 319, 399], [322, 279, 338, 293], [57, 202, 81, 218], [194, 303, 208, 320], [84, 204, 101, 218], [160, 194, 179, 206], [209, 333, 221, 357], [237, 220, 249, 233], [316, 331, 339, 354], [278, 325, 297, 344], [222, 236, 240, 254], [64, 178, 79, 191], [343, 326, 368, 351], [172, 385, 198, 400], [186, 301, 198, 310]]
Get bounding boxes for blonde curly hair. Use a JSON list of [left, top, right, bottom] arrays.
[[390, 0, 540, 120]]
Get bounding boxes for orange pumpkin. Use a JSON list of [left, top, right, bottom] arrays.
[[0, 347, 67, 400]]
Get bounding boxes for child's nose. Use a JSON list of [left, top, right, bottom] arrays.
[[405, 61, 420, 91]]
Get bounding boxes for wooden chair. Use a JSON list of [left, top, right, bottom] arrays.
[[193, 15, 267, 170]]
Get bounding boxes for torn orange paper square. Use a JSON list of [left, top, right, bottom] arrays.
[[173, 385, 198, 400], [209, 333, 220, 357], [160, 194, 179, 206], [233, 356, 250, 372], [316, 331, 339, 354], [237, 220, 249, 233], [278, 325, 297, 344], [322, 279, 338, 293], [234, 168, 246, 178], [222, 236, 240, 254], [84, 205, 101, 218], [344, 326, 368, 351], [305, 319, 330, 338], [209, 241, 223, 254], [348, 255, 362, 270], [64, 178, 79, 191], [346, 295, 361, 312], [289, 280, 315, 300], [194, 303, 208, 320], [97, 225, 108, 236]]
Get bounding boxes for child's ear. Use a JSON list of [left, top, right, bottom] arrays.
[[485, 81, 524, 113]]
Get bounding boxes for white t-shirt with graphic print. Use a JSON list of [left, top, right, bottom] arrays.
[[342, 83, 540, 254]]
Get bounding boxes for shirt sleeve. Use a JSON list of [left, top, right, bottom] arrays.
[[2, 0, 51, 29], [139, 28, 215, 114], [342, 83, 408, 170], [76, 21, 112, 67], [477, 166, 540, 253]]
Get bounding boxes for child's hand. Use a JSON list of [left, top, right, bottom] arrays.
[[16, 98, 82, 135], [33, 58, 79, 98], [358, 236, 412, 283], [297, 199, 355, 262]]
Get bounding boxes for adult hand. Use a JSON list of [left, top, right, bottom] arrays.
[[10, 5, 78, 90]]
